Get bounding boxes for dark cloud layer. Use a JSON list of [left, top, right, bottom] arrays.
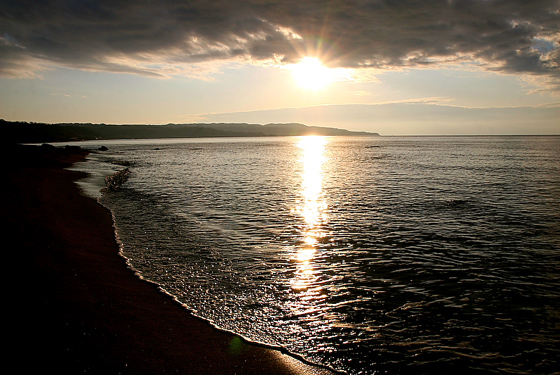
[[1, 0, 559, 84]]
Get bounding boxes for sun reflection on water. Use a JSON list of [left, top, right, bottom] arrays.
[[290, 136, 328, 293]]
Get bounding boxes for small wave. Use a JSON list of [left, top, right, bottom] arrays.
[[111, 160, 133, 167], [103, 168, 131, 191]]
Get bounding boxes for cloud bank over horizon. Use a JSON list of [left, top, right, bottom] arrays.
[[1, 0, 559, 90], [199, 101, 560, 135]]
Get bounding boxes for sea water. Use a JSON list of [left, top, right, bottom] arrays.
[[68, 136, 560, 374]]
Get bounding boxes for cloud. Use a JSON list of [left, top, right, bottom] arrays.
[[1, 0, 559, 87], [197, 101, 560, 135]]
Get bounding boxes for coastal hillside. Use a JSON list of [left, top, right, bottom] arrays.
[[1, 120, 378, 143]]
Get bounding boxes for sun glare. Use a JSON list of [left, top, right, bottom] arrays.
[[289, 57, 335, 90]]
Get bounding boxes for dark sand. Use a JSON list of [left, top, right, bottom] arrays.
[[2, 144, 336, 375]]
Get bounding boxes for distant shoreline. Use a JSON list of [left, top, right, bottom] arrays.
[[1, 119, 379, 144]]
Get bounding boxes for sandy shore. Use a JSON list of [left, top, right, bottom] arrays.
[[2, 144, 336, 375]]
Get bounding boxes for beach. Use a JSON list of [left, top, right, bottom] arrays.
[[2, 144, 334, 375]]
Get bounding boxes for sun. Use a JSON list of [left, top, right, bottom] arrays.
[[289, 57, 335, 90]]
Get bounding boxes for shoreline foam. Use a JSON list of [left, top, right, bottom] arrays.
[[3, 143, 336, 374]]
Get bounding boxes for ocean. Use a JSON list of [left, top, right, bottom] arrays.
[[68, 135, 560, 375]]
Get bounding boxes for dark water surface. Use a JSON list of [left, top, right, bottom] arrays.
[[73, 136, 560, 374]]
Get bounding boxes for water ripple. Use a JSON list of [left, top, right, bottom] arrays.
[[89, 136, 560, 375]]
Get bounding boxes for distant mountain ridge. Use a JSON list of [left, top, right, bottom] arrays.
[[1, 120, 378, 143]]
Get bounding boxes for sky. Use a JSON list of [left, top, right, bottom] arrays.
[[1, 0, 559, 135]]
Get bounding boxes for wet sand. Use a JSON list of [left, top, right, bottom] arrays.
[[2, 144, 335, 375]]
